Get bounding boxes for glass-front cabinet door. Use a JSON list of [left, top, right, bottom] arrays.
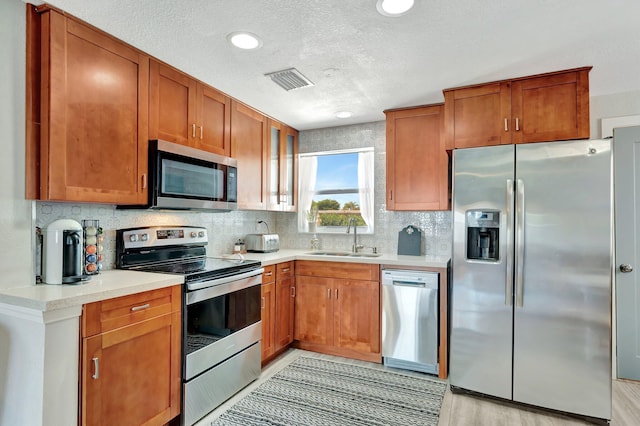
[[269, 123, 281, 209], [281, 126, 298, 211], [267, 120, 298, 211]]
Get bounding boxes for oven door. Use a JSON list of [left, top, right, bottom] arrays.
[[149, 139, 238, 211], [184, 269, 262, 380]]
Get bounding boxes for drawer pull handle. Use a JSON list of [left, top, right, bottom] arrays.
[[130, 303, 150, 312], [265, 271, 273, 276], [199, 125, 203, 140], [515, 117, 520, 131], [261, 296, 265, 309], [192, 123, 196, 138], [281, 268, 290, 272], [291, 286, 296, 298], [504, 118, 508, 132], [335, 289, 338, 299], [92, 357, 99, 380], [327, 288, 331, 299]]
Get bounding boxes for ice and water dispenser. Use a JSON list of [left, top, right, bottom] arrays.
[[466, 210, 500, 261]]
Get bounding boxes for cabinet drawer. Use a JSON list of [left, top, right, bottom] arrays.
[[276, 261, 294, 278], [295, 260, 378, 281], [83, 286, 181, 337], [262, 265, 276, 284]]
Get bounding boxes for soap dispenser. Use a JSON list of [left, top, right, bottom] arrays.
[[310, 233, 320, 250]]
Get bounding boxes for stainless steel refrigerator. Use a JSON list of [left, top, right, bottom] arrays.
[[450, 139, 612, 421]]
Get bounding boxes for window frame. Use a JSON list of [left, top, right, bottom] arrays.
[[298, 147, 374, 235]]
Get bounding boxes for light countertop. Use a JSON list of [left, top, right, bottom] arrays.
[[242, 249, 450, 269], [0, 250, 448, 313], [0, 270, 183, 312]]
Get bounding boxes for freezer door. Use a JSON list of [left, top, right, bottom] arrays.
[[450, 144, 515, 399], [513, 140, 612, 420]]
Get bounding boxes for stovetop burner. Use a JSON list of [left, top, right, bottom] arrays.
[[131, 257, 261, 284]]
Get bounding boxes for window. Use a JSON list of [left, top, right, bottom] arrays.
[[298, 147, 374, 234]]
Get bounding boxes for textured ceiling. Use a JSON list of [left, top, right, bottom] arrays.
[[40, 0, 640, 130]]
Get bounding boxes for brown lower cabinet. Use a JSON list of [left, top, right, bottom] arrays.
[[80, 285, 182, 426], [261, 265, 276, 360], [293, 261, 381, 363], [261, 262, 295, 364]]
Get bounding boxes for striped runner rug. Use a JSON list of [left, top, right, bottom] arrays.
[[212, 356, 447, 426]]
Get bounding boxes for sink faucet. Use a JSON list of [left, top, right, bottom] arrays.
[[346, 217, 364, 253]]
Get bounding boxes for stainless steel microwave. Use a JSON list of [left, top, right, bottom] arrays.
[[146, 140, 237, 211]]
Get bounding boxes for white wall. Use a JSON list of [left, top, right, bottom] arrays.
[[591, 90, 640, 138], [0, 0, 34, 290]]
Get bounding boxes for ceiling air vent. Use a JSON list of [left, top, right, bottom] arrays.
[[265, 68, 314, 91]]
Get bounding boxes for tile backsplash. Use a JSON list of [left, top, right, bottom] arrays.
[[35, 120, 451, 270]]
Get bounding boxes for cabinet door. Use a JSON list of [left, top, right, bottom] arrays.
[[281, 126, 299, 212], [511, 69, 590, 144], [266, 121, 299, 211], [196, 83, 231, 155], [267, 120, 282, 210], [149, 60, 197, 147], [41, 11, 148, 204], [444, 82, 512, 149], [386, 105, 448, 210], [275, 275, 295, 350], [230, 100, 268, 209], [294, 276, 333, 345], [81, 314, 179, 426], [261, 282, 276, 360], [334, 279, 381, 354]]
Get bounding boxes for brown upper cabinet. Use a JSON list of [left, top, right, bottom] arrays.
[[27, 5, 297, 208], [149, 60, 231, 156], [443, 67, 591, 149], [385, 104, 449, 211], [27, 7, 149, 204], [268, 119, 299, 212], [231, 100, 269, 210]]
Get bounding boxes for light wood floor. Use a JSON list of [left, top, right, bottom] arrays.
[[196, 349, 640, 426]]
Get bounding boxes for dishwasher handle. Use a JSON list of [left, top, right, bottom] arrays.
[[390, 280, 426, 288], [382, 270, 439, 290]]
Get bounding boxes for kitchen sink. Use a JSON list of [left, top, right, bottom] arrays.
[[305, 251, 382, 258]]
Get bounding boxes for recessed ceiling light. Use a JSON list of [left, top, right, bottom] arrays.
[[376, 0, 415, 17], [335, 111, 352, 119], [227, 32, 262, 50]]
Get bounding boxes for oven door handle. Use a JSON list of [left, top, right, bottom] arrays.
[[186, 268, 264, 292], [186, 268, 264, 305]]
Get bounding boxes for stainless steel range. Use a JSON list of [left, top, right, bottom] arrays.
[[116, 226, 263, 426]]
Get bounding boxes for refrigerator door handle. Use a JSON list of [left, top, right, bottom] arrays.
[[515, 178, 525, 307], [505, 179, 514, 306]]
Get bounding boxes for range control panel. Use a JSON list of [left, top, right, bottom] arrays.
[[119, 226, 208, 250]]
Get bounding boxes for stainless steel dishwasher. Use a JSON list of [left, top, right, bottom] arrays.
[[382, 269, 439, 374]]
